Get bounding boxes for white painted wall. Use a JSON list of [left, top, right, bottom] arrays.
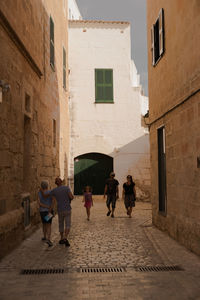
[[68, 21, 150, 197], [68, 0, 82, 20]]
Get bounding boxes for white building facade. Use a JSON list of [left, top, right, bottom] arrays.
[[68, 19, 150, 198], [68, 0, 82, 20]]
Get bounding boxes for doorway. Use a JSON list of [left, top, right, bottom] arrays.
[[74, 153, 113, 195], [23, 115, 32, 191], [157, 126, 167, 213]]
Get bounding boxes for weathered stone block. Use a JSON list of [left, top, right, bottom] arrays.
[[0, 151, 11, 167]]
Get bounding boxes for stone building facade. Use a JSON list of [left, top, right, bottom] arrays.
[[146, 0, 200, 255], [0, 0, 69, 258], [68, 20, 150, 198]]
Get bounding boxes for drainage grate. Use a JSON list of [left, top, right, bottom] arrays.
[[80, 267, 126, 273], [134, 265, 183, 272], [20, 268, 65, 275]]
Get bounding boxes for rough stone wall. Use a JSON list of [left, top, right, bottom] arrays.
[[147, 0, 200, 255], [147, 0, 200, 123], [150, 94, 200, 255], [0, 0, 69, 259]]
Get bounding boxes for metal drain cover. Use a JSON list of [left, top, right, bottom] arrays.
[[21, 268, 65, 275], [80, 267, 126, 273], [134, 265, 183, 272]]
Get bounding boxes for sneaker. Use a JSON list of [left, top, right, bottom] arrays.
[[65, 239, 70, 247], [46, 240, 53, 247], [107, 211, 111, 216], [59, 239, 66, 244], [111, 213, 114, 218]]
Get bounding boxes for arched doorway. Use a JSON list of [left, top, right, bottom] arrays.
[[74, 153, 113, 195]]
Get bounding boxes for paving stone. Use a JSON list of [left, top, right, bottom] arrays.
[[0, 198, 200, 299]]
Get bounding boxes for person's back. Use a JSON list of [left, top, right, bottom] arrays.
[[50, 178, 74, 247], [38, 190, 52, 212], [104, 172, 119, 218], [106, 178, 119, 196], [51, 185, 71, 212]]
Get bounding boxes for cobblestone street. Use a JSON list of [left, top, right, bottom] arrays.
[[0, 198, 200, 300]]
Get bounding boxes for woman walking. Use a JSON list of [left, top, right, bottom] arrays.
[[38, 181, 54, 246], [82, 186, 93, 221], [122, 175, 136, 218]]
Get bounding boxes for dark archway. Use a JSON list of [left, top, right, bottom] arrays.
[[74, 153, 113, 195]]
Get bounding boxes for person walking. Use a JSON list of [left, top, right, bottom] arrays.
[[50, 177, 74, 247], [82, 186, 93, 221], [122, 175, 136, 218], [104, 172, 119, 218], [38, 181, 54, 247]]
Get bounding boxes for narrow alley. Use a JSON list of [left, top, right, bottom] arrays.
[[0, 199, 200, 300]]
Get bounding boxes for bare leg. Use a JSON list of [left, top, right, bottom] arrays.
[[111, 207, 115, 217], [42, 224, 47, 239], [85, 207, 88, 219], [107, 204, 111, 212], [64, 228, 70, 239], [46, 223, 51, 240], [87, 207, 90, 220], [129, 207, 132, 218]]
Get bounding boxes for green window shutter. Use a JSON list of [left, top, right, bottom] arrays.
[[95, 69, 113, 103], [63, 47, 66, 89], [104, 70, 113, 101], [50, 16, 55, 68]]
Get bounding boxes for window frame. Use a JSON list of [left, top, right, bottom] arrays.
[[53, 119, 56, 148], [151, 8, 165, 66], [50, 16, 55, 70], [63, 47, 66, 90], [95, 69, 114, 103]]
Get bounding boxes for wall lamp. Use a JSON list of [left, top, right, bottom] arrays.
[[0, 80, 11, 103]]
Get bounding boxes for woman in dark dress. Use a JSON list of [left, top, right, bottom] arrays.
[[122, 175, 136, 218]]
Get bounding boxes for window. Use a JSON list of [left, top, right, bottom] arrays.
[[50, 16, 55, 68], [63, 47, 66, 89], [151, 9, 164, 66], [157, 126, 167, 213], [95, 69, 113, 103], [53, 119, 56, 147]]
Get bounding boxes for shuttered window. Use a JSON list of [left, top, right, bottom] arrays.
[[63, 47, 66, 89], [95, 69, 113, 103], [50, 16, 55, 68], [151, 8, 164, 66]]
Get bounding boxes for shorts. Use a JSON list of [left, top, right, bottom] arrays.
[[124, 194, 135, 209], [40, 211, 52, 224], [58, 210, 71, 232], [106, 195, 117, 209]]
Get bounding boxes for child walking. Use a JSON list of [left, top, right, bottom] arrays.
[[83, 186, 93, 221]]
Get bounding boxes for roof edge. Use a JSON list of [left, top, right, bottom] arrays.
[[69, 19, 130, 25]]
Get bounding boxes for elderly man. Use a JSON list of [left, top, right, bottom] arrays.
[[50, 177, 74, 247]]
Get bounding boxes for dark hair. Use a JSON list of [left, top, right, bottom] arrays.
[[127, 175, 133, 183], [83, 186, 92, 193]]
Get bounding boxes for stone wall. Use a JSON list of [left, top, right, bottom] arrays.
[[0, 0, 69, 259], [150, 94, 200, 255], [147, 0, 200, 255]]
